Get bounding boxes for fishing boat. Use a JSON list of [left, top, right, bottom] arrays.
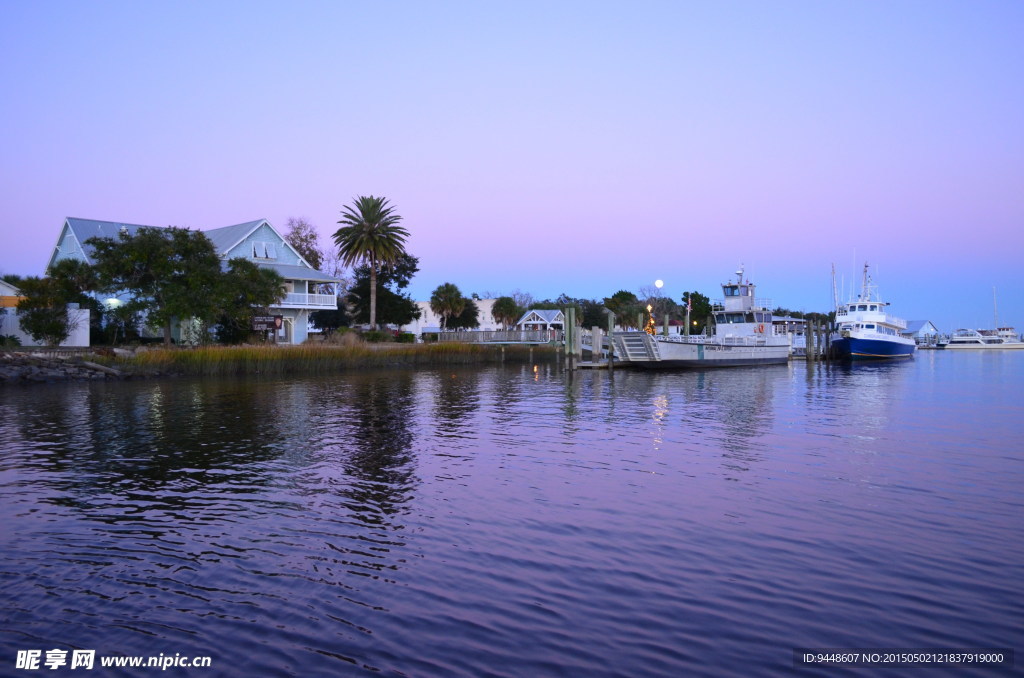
[[612, 266, 791, 369], [831, 263, 915, 360]]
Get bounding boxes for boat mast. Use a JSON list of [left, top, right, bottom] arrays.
[[831, 263, 840, 313], [993, 286, 999, 329]]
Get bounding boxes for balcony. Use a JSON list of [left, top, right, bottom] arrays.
[[276, 293, 337, 309]]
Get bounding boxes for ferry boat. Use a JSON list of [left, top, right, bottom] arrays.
[[831, 263, 915, 360], [612, 267, 791, 369], [939, 327, 1024, 350]]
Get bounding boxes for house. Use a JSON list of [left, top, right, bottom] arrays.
[[0, 279, 90, 347], [48, 217, 340, 344], [903, 320, 941, 344], [516, 309, 564, 331]]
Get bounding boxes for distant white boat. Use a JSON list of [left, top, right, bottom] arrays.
[[939, 327, 1024, 350], [939, 288, 1024, 349]]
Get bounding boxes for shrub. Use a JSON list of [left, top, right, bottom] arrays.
[[363, 330, 393, 343], [396, 332, 416, 343]]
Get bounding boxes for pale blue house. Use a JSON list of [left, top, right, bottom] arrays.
[[48, 217, 340, 344]]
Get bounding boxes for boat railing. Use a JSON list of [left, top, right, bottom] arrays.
[[656, 334, 774, 347], [711, 298, 773, 311], [886, 314, 907, 330]]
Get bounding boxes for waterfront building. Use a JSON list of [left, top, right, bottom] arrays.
[[400, 298, 500, 337], [516, 309, 564, 331], [903, 320, 941, 345], [48, 217, 340, 344]]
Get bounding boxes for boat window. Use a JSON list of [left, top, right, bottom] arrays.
[[724, 286, 739, 297], [865, 324, 875, 329], [869, 305, 877, 311], [858, 304, 868, 311]]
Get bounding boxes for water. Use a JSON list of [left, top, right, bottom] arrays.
[[1, 352, 1021, 677]]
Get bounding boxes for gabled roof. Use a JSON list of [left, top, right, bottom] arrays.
[[904, 320, 937, 333], [517, 308, 564, 324], [54, 216, 316, 272], [58, 217, 156, 265], [204, 220, 268, 254]]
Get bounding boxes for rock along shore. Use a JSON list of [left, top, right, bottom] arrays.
[[1, 349, 133, 384]]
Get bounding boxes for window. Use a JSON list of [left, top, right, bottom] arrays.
[[869, 305, 877, 311], [865, 324, 875, 329], [252, 241, 278, 259], [858, 305, 867, 311]]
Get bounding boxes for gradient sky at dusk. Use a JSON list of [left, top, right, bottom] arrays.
[[2, 1, 1022, 331]]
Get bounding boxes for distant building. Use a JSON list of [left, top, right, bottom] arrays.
[[48, 217, 340, 344], [903, 320, 940, 344], [401, 298, 500, 337], [516, 309, 564, 331]]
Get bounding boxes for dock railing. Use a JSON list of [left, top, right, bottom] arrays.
[[437, 330, 561, 344]]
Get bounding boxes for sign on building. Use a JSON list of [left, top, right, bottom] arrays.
[[252, 315, 283, 331]]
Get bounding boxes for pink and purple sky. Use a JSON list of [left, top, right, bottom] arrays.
[[2, 2, 1022, 330]]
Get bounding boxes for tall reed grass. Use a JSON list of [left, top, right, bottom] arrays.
[[119, 343, 555, 377]]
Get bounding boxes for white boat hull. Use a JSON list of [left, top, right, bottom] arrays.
[[638, 338, 790, 369]]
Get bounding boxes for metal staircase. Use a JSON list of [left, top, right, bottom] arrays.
[[612, 332, 661, 363]]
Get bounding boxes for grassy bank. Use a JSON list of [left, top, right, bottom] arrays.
[[112, 343, 558, 377]]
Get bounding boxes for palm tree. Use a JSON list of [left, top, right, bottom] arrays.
[[430, 283, 465, 330], [491, 296, 522, 330], [332, 196, 409, 329]]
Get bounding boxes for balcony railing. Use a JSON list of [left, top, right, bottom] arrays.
[[277, 293, 337, 308]]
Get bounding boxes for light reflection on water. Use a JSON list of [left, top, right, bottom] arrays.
[[1, 353, 1022, 677]]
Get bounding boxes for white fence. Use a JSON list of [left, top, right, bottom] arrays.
[[1, 307, 91, 347]]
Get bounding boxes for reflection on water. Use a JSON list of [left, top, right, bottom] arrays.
[[2, 354, 1022, 677]]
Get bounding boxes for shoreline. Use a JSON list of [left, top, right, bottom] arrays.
[[1, 343, 559, 384]]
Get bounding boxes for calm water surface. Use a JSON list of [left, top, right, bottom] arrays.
[[2, 352, 1021, 676]]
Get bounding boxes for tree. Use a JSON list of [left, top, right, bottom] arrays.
[[491, 296, 523, 329], [88, 227, 223, 345], [346, 253, 421, 328], [430, 283, 465, 330], [603, 290, 643, 329], [332, 196, 409, 329], [213, 259, 286, 343], [511, 289, 534, 309], [446, 298, 480, 330], [681, 291, 712, 334], [15, 260, 100, 346], [49, 259, 104, 342], [15, 276, 76, 346], [284, 217, 324, 270], [88, 227, 283, 345]]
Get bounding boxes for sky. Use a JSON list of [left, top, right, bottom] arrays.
[[2, 1, 1022, 331]]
